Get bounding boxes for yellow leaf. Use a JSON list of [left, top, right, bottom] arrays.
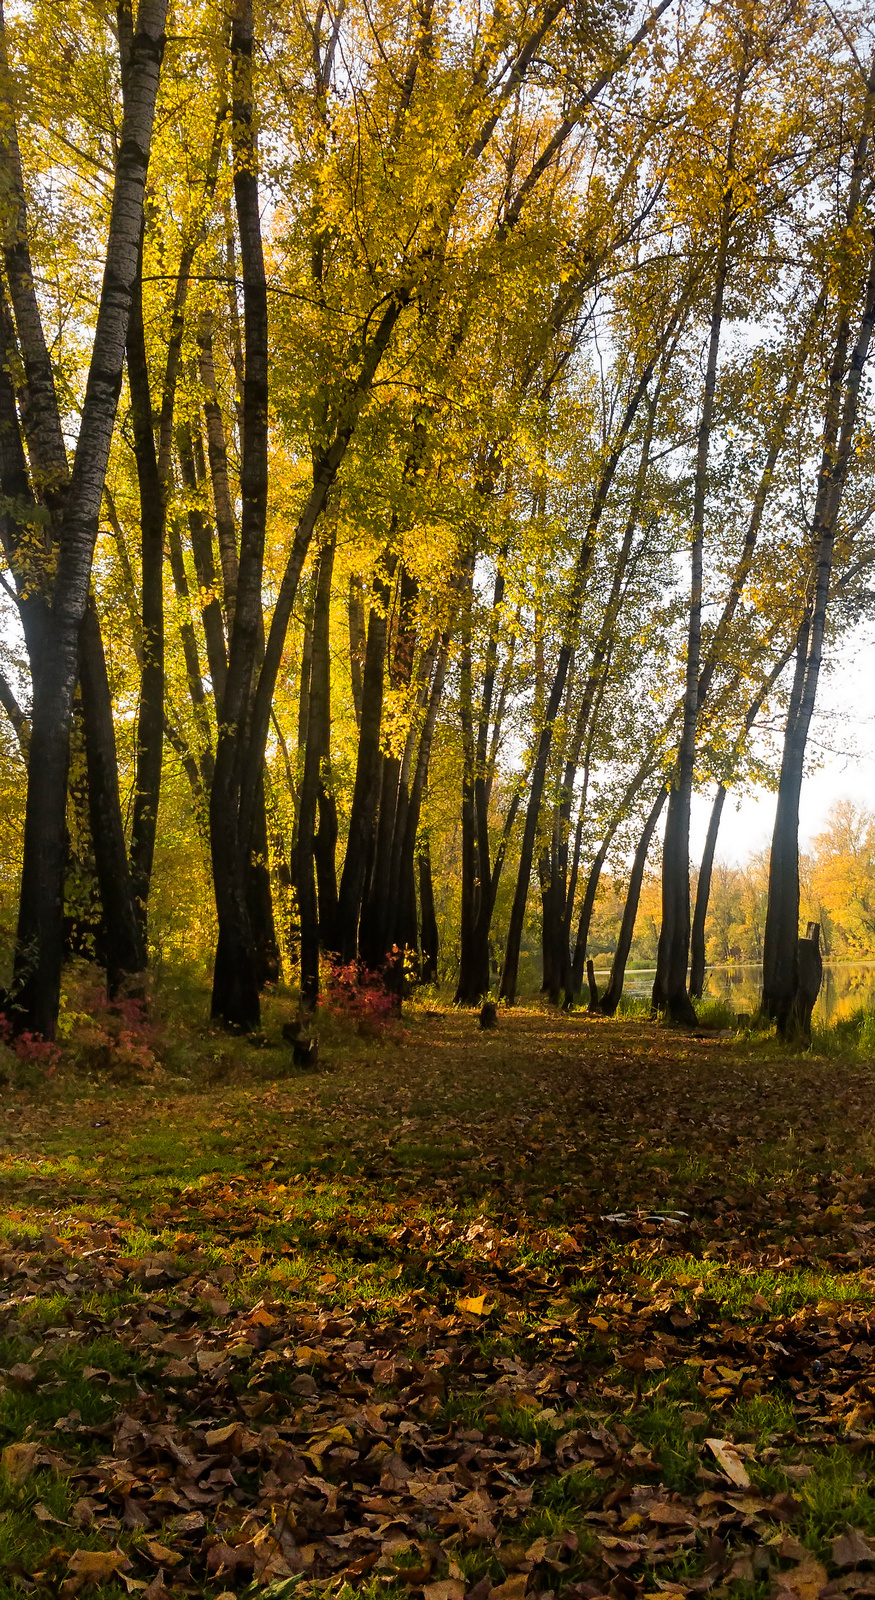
[[456, 1292, 494, 1316]]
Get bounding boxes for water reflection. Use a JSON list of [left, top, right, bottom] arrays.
[[611, 963, 875, 1024]]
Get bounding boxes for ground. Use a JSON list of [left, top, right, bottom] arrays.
[[2, 997, 875, 1600]]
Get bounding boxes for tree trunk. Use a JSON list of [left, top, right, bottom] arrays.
[[419, 841, 439, 983], [689, 784, 726, 999], [361, 563, 418, 967], [177, 419, 228, 700], [198, 314, 239, 627], [548, 392, 659, 1001], [125, 258, 165, 924], [315, 779, 339, 943], [247, 777, 280, 986], [78, 598, 146, 991], [763, 216, 875, 1032], [653, 73, 744, 1024], [455, 568, 484, 1002], [568, 832, 614, 995], [348, 575, 366, 727], [210, 0, 269, 1030], [689, 647, 795, 998], [391, 634, 451, 954], [10, 0, 168, 1037], [598, 786, 667, 1016], [334, 559, 393, 961], [297, 535, 335, 1005]]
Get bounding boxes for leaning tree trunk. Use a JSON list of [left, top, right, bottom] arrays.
[[598, 786, 668, 1016], [11, 0, 168, 1038], [652, 76, 743, 1024], [689, 784, 726, 1000], [763, 214, 875, 1033]]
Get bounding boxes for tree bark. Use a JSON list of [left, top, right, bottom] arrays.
[[418, 839, 439, 983], [297, 535, 336, 1005], [334, 556, 394, 961], [9, 0, 168, 1037], [198, 315, 239, 627], [598, 786, 667, 1016], [762, 66, 875, 1032], [361, 562, 418, 967], [653, 70, 744, 1024], [347, 575, 366, 728], [688, 785, 726, 1001], [78, 598, 146, 991], [125, 255, 165, 923], [210, 0, 270, 1030], [390, 633, 451, 954], [690, 647, 795, 996]]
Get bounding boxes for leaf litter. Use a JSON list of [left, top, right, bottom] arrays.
[[2, 1009, 875, 1600]]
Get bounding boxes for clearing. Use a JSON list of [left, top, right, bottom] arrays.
[[2, 1004, 875, 1600]]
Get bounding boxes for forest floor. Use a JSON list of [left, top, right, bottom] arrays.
[[2, 998, 875, 1600]]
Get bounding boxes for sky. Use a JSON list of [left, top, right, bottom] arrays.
[[693, 621, 875, 867]]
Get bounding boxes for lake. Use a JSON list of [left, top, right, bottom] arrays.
[[604, 962, 875, 1024]]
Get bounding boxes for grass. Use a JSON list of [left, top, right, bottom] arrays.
[[3, 983, 875, 1596]]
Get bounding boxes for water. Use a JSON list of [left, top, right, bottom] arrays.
[[604, 962, 875, 1025]]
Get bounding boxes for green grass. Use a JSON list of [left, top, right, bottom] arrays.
[[3, 989, 875, 1596]]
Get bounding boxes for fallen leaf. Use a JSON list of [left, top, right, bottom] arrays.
[[772, 1557, 829, 1600], [205, 1422, 240, 1448], [61, 1548, 131, 1597], [833, 1531, 875, 1569], [145, 1541, 183, 1567], [423, 1583, 465, 1600], [706, 1438, 751, 1488], [491, 1580, 529, 1600], [1, 1440, 38, 1485], [456, 1292, 495, 1316]]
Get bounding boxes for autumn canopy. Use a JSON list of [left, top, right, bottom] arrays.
[[0, 0, 874, 1038]]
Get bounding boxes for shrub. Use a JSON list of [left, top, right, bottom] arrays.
[[321, 960, 402, 1040]]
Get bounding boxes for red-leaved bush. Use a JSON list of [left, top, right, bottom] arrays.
[[67, 984, 165, 1077], [320, 960, 401, 1039], [0, 1015, 61, 1075]]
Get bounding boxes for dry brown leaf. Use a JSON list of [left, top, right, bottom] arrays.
[[706, 1437, 751, 1488], [772, 1557, 829, 1600], [490, 1579, 529, 1600], [422, 1582, 465, 1600], [647, 1501, 692, 1527], [833, 1531, 875, 1569]]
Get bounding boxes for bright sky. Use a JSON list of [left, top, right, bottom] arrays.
[[693, 621, 875, 867]]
